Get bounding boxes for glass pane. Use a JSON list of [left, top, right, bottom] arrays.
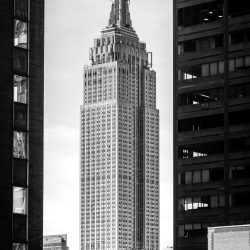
[[210, 62, 218, 75], [179, 199, 184, 211], [185, 198, 193, 211], [13, 187, 27, 214], [219, 195, 225, 207], [202, 170, 209, 183], [229, 167, 233, 179], [185, 224, 192, 230], [219, 61, 224, 74], [179, 225, 184, 238], [193, 171, 201, 184], [211, 195, 218, 208], [13, 131, 27, 159], [193, 223, 201, 229], [15, 0, 28, 19], [178, 44, 184, 55], [193, 197, 201, 210], [13, 159, 27, 187], [185, 172, 192, 184], [13, 214, 27, 242], [13, 243, 27, 250], [14, 20, 28, 49], [14, 48, 28, 74], [236, 58, 244, 69], [178, 69, 182, 81], [14, 103, 27, 130], [229, 59, 235, 72], [14, 243, 27, 250], [200, 39, 209, 51], [245, 56, 250, 67], [202, 64, 209, 77], [14, 75, 27, 104]]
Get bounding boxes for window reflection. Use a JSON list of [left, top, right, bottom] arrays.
[[14, 20, 27, 49], [14, 75, 27, 104], [179, 195, 225, 211], [13, 243, 27, 250], [179, 141, 224, 159], [13, 131, 27, 159], [13, 187, 27, 215]]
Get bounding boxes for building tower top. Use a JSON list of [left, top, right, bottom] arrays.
[[108, 0, 132, 28]]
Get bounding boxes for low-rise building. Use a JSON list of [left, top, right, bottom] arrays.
[[208, 224, 250, 250], [43, 235, 69, 250]]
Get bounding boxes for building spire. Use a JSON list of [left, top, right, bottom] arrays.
[[108, 0, 132, 28]]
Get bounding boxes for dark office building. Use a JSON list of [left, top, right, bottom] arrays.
[[174, 0, 250, 249], [0, 0, 44, 249]]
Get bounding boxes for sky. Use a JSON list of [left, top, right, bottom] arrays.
[[44, 1, 173, 249]]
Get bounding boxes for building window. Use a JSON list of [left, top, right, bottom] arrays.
[[178, 0, 224, 28], [14, 48, 28, 74], [178, 88, 223, 107], [229, 137, 250, 153], [14, 75, 27, 104], [13, 214, 27, 242], [230, 192, 250, 207], [178, 141, 224, 159], [229, 56, 250, 72], [13, 131, 27, 159], [178, 35, 224, 55], [178, 224, 207, 238], [14, 103, 27, 131], [13, 243, 27, 250], [229, 165, 250, 180], [13, 159, 27, 187], [229, 110, 250, 125], [14, 20, 28, 49], [229, 83, 250, 99], [13, 187, 27, 215], [230, 31, 244, 45], [15, 0, 28, 19], [178, 61, 224, 81], [179, 195, 225, 211], [228, 0, 250, 17], [178, 114, 224, 133]]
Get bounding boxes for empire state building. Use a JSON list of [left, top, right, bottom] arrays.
[[80, 1, 159, 249]]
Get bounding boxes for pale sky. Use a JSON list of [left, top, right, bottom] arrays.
[[44, 1, 173, 249]]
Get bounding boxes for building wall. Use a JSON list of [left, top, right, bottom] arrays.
[[174, 0, 250, 249], [29, 0, 44, 248]]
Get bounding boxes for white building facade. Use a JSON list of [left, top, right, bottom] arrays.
[[80, 1, 159, 249], [208, 225, 250, 250]]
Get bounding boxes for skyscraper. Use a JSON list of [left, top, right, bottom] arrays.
[[80, 1, 159, 249], [0, 0, 44, 249], [174, 0, 250, 249]]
